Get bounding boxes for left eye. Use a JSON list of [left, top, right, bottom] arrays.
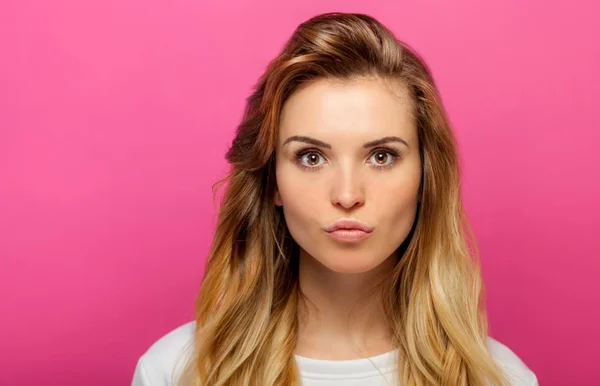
[[369, 151, 393, 166]]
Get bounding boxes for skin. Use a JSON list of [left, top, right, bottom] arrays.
[[274, 77, 422, 360]]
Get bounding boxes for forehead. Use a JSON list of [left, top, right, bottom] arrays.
[[278, 78, 416, 145]]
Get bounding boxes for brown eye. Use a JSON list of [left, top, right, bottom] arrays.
[[298, 151, 325, 168], [307, 153, 320, 166], [368, 150, 397, 168], [373, 151, 389, 164]]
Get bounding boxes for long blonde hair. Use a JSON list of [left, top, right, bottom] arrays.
[[176, 12, 509, 386]]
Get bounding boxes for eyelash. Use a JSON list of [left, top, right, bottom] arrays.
[[294, 147, 401, 171]]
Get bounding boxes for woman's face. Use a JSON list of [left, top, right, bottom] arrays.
[[274, 78, 422, 274]]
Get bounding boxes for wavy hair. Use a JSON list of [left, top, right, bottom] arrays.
[[176, 12, 509, 386]]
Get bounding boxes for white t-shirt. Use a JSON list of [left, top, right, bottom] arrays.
[[131, 321, 538, 386]]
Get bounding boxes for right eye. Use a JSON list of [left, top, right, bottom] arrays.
[[296, 151, 326, 169]]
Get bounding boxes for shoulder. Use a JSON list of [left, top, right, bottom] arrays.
[[486, 336, 538, 386], [130, 323, 538, 386], [131, 321, 196, 386]]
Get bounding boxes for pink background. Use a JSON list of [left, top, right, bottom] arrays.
[[1, 0, 598, 385]]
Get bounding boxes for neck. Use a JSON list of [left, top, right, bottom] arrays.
[[295, 249, 398, 360]]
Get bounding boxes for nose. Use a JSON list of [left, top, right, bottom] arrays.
[[330, 166, 365, 210]]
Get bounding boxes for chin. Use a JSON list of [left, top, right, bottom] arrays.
[[327, 266, 377, 274], [320, 257, 384, 274]]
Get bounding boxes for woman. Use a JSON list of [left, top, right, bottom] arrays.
[[132, 12, 537, 386]]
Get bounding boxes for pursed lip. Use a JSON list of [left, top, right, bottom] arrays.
[[324, 218, 374, 233]]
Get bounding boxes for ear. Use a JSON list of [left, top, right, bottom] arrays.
[[274, 189, 283, 206]]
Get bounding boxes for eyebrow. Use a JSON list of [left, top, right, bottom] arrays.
[[282, 135, 409, 149]]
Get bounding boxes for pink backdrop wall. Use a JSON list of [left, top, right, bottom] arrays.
[[1, 0, 598, 384]]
